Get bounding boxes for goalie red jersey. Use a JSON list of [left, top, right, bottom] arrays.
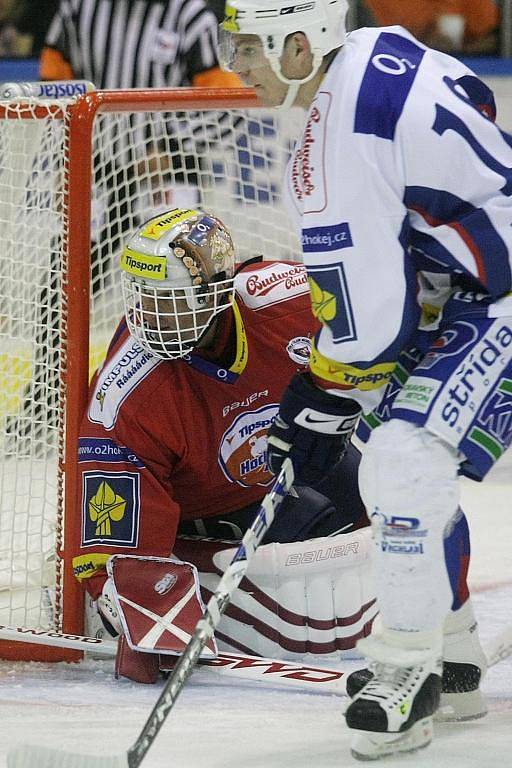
[[74, 260, 316, 596]]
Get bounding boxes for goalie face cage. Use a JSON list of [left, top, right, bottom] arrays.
[[0, 88, 302, 661]]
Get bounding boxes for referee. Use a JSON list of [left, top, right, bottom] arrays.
[[40, 0, 240, 89]]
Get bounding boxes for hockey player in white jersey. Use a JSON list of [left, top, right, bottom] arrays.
[[219, 1, 512, 760]]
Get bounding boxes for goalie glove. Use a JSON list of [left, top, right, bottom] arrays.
[[267, 372, 361, 485], [106, 554, 218, 683]]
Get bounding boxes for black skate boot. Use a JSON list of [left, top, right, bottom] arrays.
[[346, 602, 487, 722], [345, 632, 442, 761]]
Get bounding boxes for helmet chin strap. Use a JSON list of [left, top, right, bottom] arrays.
[[269, 50, 323, 110], [279, 81, 301, 110]]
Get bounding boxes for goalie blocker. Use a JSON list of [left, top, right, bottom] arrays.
[[89, 527, 375, 683]]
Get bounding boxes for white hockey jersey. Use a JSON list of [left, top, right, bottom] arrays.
[[285, 26, 512, 412]]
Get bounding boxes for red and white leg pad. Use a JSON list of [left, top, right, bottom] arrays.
[[174, 527, 375, 662]]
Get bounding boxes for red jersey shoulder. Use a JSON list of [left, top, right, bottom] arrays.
[[234, 260, 310, 311]]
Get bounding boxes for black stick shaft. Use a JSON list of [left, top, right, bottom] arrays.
[[127, 459, 295, 768]]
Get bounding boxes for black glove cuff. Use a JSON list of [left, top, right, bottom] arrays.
[[287, 372, 362, 419]]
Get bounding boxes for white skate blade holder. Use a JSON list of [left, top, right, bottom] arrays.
[[436, 689, 488, 723], [351, 716, 434, 761]]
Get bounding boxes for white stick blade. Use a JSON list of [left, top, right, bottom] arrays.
[[7, 744, 129, 768]]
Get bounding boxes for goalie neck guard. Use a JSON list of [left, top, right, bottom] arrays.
[[121, 208, 236, 360]]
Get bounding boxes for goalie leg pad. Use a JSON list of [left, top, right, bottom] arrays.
[[174, 527, 376, 661]]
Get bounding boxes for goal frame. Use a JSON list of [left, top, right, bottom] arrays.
[[0, 87, 262, 662]]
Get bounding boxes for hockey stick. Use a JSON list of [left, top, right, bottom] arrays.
[[7, 458, 295, 768], [0, 623, 347, 694], [3, 618, 510, 696]]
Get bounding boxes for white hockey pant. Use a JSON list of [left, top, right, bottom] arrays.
[[359, 419, 460, 633]]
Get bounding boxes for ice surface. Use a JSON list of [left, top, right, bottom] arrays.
[[0, 453, 510, 768]]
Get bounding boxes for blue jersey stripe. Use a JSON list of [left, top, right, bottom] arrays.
[[405, 185, 512, 297], [433, 105, 512, 196], [354, 32, 425, 140], [445, 74, 497, 122]]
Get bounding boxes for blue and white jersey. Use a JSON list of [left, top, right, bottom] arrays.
[[285, 26, 512, 412]]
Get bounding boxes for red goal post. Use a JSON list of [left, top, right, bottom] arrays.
[[0, 87, 302, 661]]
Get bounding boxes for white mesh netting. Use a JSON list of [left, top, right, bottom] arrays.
[[0, 92, 302, 635]]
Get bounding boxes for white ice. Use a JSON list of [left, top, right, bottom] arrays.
[[0, 452, 511, 768]]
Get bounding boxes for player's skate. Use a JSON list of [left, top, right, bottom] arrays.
[[345, 631, 442, 761], [437, 601, 488, 721], [346, 601, 487, 722]]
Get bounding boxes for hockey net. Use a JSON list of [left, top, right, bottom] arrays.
[[0, 87, 302, 660]]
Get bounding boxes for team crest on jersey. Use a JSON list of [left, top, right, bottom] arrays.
[[308, 265, 357, 343], [238, 263, 309, 309], [286, 336, 311, 365], [82, 471, 140, 547], [218, 404, 278, 487]]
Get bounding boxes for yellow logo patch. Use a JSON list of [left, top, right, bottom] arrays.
[[222, 3, 239, 32], [120, 247, 167, 280], [72, 553, 111, 581], [89, 481, 127, 537], [140, 208, 199, 240], [310, 341, 396, 391], [309, 277, 337, 323]]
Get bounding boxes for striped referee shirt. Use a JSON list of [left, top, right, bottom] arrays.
[[45, 0, 222, 89]]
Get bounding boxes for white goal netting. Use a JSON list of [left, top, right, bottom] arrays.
[[0, 88, 302, 639]]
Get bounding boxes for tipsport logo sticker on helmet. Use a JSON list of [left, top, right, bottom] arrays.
[[140, 209, 199, 240], [82, 471, 140, 547], [218, 404, 278, 487], [120, 247, 167, 280]]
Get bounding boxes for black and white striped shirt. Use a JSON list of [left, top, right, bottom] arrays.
[[45, 0, 221, 89]]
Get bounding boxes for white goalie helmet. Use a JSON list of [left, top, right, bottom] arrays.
[[121, 208, 236, 360], [219, 0, 349, 105]]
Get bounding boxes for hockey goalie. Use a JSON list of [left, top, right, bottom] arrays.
[[76, 206, 376, 684]]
